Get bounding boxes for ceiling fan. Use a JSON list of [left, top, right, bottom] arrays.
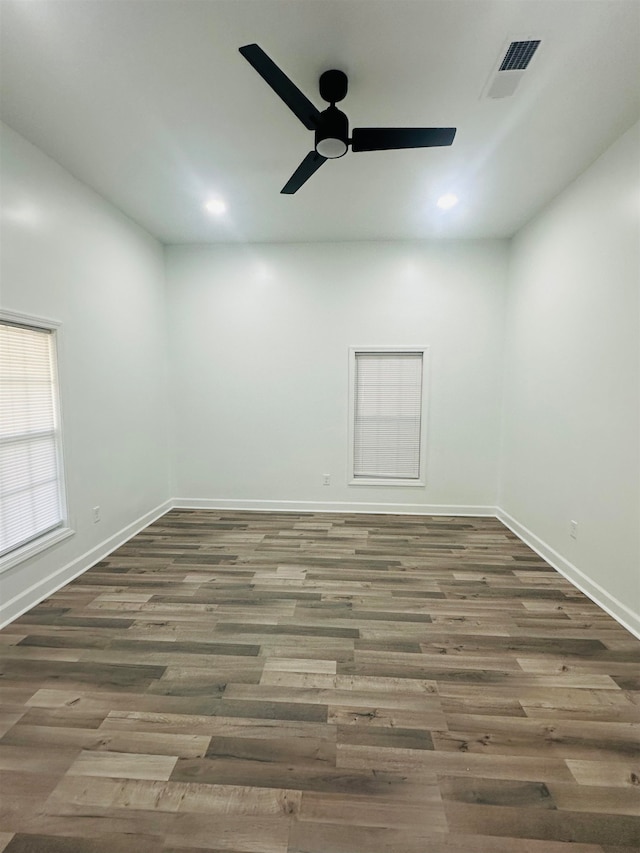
[[239, 44, 457, 194]]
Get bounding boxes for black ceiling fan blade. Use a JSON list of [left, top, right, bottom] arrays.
[[351, 127, 456, 152], [239, 44, 321, 131], [281, 151, 327, 194]]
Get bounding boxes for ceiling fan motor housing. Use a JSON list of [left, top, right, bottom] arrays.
[[315, 105, 349, 158]]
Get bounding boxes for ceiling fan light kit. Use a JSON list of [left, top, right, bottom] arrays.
[[315, 107, 349, 159], [239, 43, 457, 194]]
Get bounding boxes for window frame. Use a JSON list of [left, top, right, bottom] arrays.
[[348, 346, 429, 487], [0, 311, 73, 574]]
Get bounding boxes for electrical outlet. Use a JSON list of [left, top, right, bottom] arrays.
[[569, 520, 578, 539], [322, 474, 331, 486], [92, 506, 101, 523]]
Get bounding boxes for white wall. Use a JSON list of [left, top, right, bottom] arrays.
[[0, 122, 170, 624], [166, 240, 508, 513], [499, 120, 640, 635]]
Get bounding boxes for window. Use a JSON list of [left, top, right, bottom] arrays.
[[0, 316, 69, 566], [349, 347, 428, 486]]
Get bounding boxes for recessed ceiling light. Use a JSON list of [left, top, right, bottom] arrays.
[[204, 198, 227, 215], [436, 193, 459, 210]]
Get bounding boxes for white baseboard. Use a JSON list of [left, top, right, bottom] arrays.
[[496, 508, 640, 640], [172, 497, 497, 517], [0, 500, 173, 629]]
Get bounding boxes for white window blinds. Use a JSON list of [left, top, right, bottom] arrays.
[[0, 321, 65, 557], [353, 351, 424, 480]]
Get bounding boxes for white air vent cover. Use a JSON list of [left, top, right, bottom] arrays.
[[484, 38, 541, 99]]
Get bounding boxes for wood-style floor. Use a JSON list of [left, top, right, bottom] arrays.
[[0, 510, 639, 853]]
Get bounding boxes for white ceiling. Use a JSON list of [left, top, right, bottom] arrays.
[[1, 0, 638, 244]]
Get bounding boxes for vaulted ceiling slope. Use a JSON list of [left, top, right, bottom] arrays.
[[1, 0, 638, 244]]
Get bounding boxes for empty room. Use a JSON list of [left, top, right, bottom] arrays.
[[0, 1, 639, 852]]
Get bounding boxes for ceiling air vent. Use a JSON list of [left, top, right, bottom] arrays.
[[499, 40, 541, 71], [484, 38, 542, 99]]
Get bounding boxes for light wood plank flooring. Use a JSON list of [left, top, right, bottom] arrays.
[[1, 509, 639, 852]]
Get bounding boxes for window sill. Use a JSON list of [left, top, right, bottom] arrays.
[[349, 478, 425, 487], [0, 526, 75, 574]]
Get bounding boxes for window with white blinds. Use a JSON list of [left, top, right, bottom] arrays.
[[0, 320, 66, 559], [351, 349, 426, 483]]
